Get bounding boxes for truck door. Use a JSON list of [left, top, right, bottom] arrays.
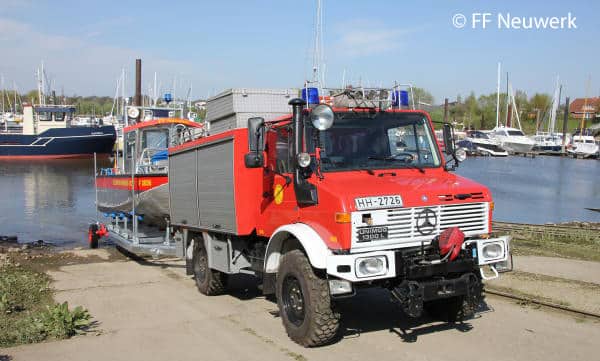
[[261, 126, 299, 233]]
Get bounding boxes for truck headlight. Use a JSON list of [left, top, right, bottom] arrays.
[[482, 243, 503, 259], [355, 256, 387, 278], [476, 238, 508, 265]]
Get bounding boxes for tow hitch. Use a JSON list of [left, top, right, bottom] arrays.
[[391, 273, 481, 318]]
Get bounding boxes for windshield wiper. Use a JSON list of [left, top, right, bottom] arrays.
[[367, 154, 412, 162], [400, 163, 426, 173], [367, 156, 426, 173], [360, 168, 375, 175]]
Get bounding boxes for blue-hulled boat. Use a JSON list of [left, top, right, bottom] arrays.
[[0, 104, 116, 159]]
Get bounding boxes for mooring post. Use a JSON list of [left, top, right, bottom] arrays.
[[443, 98, 449, 123], [134, 59, 142, 107]]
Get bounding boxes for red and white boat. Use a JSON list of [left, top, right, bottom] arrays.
[[96, 107, 203, 228]]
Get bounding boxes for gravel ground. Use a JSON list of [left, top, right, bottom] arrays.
[[2, 249, 599, 361]]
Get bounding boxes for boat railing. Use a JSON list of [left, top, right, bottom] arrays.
[[136, 147, 169, 174]]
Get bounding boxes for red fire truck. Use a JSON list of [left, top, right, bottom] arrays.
[[94, 92, 511, 347]]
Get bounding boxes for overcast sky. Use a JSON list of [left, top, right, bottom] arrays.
[[1, 0, 598, 103]]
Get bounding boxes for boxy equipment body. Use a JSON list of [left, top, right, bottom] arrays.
[[165, 97, 511, 346]]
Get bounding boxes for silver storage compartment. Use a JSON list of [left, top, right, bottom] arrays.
[[169, 150, 199, 227], [169, 137, 237, 234], [205, 88, 298, 134], [196, 138, 236, 233]]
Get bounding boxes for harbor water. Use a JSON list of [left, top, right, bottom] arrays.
[[0, 156, 598, 247]]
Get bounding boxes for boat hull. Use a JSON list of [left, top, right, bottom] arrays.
[[499, 141, 534, 154], [533, 144, 563, 155], [0, 126, 116, 158], [96, 174, 169, 227]]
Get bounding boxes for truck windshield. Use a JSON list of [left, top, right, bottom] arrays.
[[307, 112, 441, 172]]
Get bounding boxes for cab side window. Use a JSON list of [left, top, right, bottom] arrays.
[[275, 126, 292, 174]]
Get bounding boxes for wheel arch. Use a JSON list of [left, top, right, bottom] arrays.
[[264, 223, 330, 273]]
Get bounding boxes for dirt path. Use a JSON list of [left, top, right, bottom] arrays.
[[485, 255, 600, 314], [513, 255, 600, 285], [2, 249, 599, 361]]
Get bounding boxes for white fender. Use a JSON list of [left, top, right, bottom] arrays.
[[264, 223, 331, 273]]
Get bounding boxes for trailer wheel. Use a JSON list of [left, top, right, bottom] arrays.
[[276, 249, 340, 347], [192, 240, 226, 296], [88, 224, 99, 249]]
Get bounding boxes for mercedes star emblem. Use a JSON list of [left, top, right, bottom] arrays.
[[416, 208, 437, 235]]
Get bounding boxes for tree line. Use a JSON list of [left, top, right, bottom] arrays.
[[1, 87, 588, 132], [411, 87, 585, 133]]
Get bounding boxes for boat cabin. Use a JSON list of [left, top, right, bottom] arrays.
[[122, 118, 203, 174], [22, 104, 76, 135]]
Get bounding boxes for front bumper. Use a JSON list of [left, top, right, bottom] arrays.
[[326, 235, 511, 283], [390, 273, 482, 317]]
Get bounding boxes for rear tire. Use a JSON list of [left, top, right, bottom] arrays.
[[192, 238, 226, 296], [88, 224, 99, 249], [276, 249, 340, 347]]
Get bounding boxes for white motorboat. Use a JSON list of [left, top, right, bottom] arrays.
[[532, 78, 568, 155], [458, 130, 508, 156], [491, 126, 535, 154], [568, 130, 599, 158], [532, 132, 569, 155]]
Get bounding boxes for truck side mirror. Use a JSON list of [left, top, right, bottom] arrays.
[[442, 123, 455, 155], [245, 117, 265, 168]]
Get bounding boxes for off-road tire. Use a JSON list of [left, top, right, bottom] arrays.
[[88, 224, 99, 249], [276, 249, 340, 347], [193, 240, 226, 296]]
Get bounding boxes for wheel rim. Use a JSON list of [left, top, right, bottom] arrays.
[[282, 275, 305, 327], [194, 245, 207, 283]]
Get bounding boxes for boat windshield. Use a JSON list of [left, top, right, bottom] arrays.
[[471, 131, 490, 139], [307, 112, 441, 172], [142, 129, 169, 150], [507, 130, 525, 136]]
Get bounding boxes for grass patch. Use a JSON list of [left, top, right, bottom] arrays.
[[508, 232, 600, 262], [0, 264, 91, 348]]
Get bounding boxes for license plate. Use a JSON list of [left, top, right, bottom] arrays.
[[355, 195, 403, 210], [357, 226, 389, 242]]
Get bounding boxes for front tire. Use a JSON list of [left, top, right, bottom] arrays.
[[192, 239, 226, 296], [276, 249, 340, 347]]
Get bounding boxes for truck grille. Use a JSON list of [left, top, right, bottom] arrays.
[[351, 202, 489, 251]]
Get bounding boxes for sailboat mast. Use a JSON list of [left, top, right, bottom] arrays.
[[512, 84, 522, 130], [13, 82, 17, 114], [121, 68, 126, 118], [1, 74, 4, 115], [549, 76, 560, 134], [495, 62, 501, 128], [505, 72, 509, 126], [153, 72, 157, 106]]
